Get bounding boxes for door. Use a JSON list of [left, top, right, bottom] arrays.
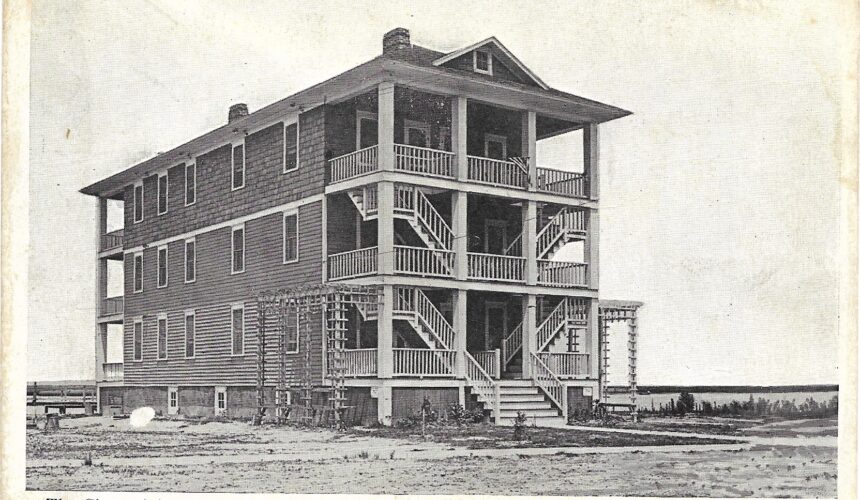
[[404, 121, 430, 147], [484, 219, 508, 254], [484, 302, 508, 351], [484, 133, 507, 160], [356, 112, 378, 149], [167, 386, 178, 415]]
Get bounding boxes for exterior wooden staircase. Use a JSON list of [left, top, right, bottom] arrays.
[[504, 206, 586, 260]]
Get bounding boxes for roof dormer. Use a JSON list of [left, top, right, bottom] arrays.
[[432, 37, 549, 89]]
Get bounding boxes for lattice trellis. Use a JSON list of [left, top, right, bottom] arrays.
[[598, 300, 642, 419], [255, 285, 381, 427]]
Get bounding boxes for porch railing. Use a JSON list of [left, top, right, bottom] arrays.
[[465, 351, 501, 424], [467, 253, 525, 282], [467, 156, 529, 189], [363, 185, 379, 216], [329, 145, 378, 183], [474, 349, 501, 379], [536, 352, 590, 378], [536, 167, 587, 198], [393, 184, 416, 213], [100, 229, 124, 252], [531, 352, 565, 415], [393, 348, 456, 377], [327, 247, 378, 280], [394, 246, 454, 277], [501, 322, 523, 368], [415, 289, 455, 350], [335, 348, 378, 377], [102, 362, 124, 381], [537, 300, 567, 351], [394, 144, 455, 178], [537, 260, 588, 287], [101, 296, 124, 316]]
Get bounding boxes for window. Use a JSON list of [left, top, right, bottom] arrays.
[[231, 304, 244, 355], [185, 310, 195, 358], [184, 238, 196, 283], [157, 174, 168, 215], [356, 111, 378, 149], [286, 312, 299, 353], [133, 252, 143, 293], [215, 387, 226, 415], [284, 123, 298, 172], [133, 182, 143, 223], [185, 162, 196, 205], [232, 143, 245, 190], [133, 318, 143, 361], [168, 387, 178, 414], [231, 225, 245, 273], [474, 49, 492, 75], [484, 133, 508, 160], [403, 120, 430, 148], [157, 314, 168, 359], [283, 213, 298, 263], [157, 246, 168, 288]]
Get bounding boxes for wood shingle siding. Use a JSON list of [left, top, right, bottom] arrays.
[[123, 107, 326, 248]]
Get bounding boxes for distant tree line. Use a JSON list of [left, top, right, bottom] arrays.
[[643, 392, 838, 419]]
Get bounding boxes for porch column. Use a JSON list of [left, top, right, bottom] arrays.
[[584, 123, 599, 200], [523, 200, 538, 286], [378, 82, 395, 172], [94, 197, 107, 382], [452, 96, 468, 181], [377, 385, 393, 426], [521, 294, 537, 378], [452, 191, 468, 280], [521, 110, 537, 191], [589, 299, 600, 381], [377, 181, 395, 275], [453, 288, 468, 378], [377, 285, 394, 379], [585, 209, 599, 289]]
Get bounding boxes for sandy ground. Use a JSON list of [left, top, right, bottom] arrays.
[[26, 416, 837, 497]]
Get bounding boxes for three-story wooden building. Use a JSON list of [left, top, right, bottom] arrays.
[[82, 28, 640, 425]]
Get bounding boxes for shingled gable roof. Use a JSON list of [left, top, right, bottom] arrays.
[[82, 33, 631, 198], [431, 36, 550, 90]]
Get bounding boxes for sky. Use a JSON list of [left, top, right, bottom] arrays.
[[28, 0, 851, 385]]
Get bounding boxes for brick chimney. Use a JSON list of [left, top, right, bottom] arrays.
[[228, 103, 249, 123], [382, 28, 410, 54]]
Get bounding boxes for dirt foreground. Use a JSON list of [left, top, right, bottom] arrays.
[[26, 416, 837, 497]]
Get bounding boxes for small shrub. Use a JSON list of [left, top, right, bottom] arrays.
[[389, 450, 396, 460], [448, 403, 468, 426], [83, 452, 93, 466], [358, 450, 369, 459], [513, 411, 529, 441]]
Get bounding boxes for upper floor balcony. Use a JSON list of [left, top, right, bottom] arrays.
[[329, 143, 587, 198], [324, 85, 597, 202]]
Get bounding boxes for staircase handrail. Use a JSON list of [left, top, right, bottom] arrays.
[[537, 299, 568, 351], [502, 233, 522, 256], [537, 206, 569, 259], [415, 189, 453, 250], [501, 321, 523, 365], [414, 289, 455, 350], [464, 351, 500, 424], [531, 352, 565, 412]]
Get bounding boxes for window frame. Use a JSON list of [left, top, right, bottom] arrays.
[[133, 182, 144, 223], [157, 245, 168, 288], [283, 211, 299, 264], [403, 119, 431, 148], [157, 313, 168, 360], [184, 237, 196, 283], [231, 142, 245, 191], [231, 303, 245, 356], [157, 172, 169, 215], [231, 224, 245, 274], [132, 252, 144, 293], [185, 161, 196, 206], [286, 311, 300, 354], [283, 121, 299, 173], [132, 317, 143, 361], [184, 309, 195, 359], [484, 133, 508, 159], [473, 49, 493, 75], [215, 386, 227, 415], [355, 111, 378, 150]]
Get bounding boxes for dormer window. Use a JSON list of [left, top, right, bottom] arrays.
[[474, 50, 492, 75]]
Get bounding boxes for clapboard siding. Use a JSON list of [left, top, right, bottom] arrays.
[[123, 201, 325, 386], [123, 107, 326, 248]]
